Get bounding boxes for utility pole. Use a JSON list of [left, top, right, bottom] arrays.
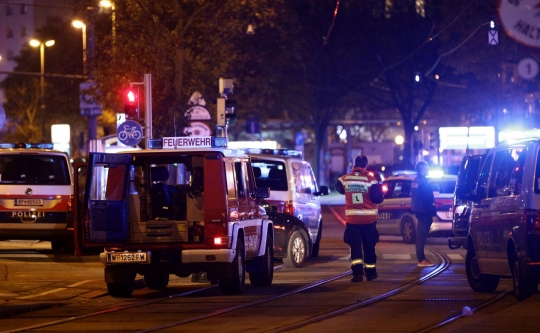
[[86, 3, 98, 149]]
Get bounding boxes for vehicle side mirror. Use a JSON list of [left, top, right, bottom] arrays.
[[256, 187, 270, 199], [314, 185, 330, 196]]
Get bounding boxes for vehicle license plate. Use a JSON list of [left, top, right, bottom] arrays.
[[107, 252, 147, 263], [16, 199, 44, 206], [378, 212, 391, 220]]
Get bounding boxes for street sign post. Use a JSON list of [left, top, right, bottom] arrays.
[[79, 81, 102, 116], [117, 120, 143, 146]]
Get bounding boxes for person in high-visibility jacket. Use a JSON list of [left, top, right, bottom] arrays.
[[335, 155, 384, 282]]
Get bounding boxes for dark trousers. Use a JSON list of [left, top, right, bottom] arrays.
[[344, 222, 379, 276], [415, 214, 433, 262]]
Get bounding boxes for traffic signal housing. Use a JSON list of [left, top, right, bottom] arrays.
[[124, 87, 138, 118], [216, 98, 237, 126]]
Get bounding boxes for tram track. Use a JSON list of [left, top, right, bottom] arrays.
[[1, 249, 440, 333], [0, 205, 515, 333], [0, 248, 516, 333], [416, 285, 514, 333]]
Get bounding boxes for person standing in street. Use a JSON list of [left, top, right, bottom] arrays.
[[335, 155, 384, 282], [411, 161, 437, 267]]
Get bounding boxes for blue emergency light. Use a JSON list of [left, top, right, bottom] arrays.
[[245, 148, 303, 159], [0, 143, 55, 149]]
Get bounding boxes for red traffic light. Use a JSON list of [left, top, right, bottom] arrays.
[[124, 88, 138, 118]]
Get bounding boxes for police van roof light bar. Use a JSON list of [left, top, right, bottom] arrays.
[[0, 143, 55, 149], [243, 148, 303, 158]]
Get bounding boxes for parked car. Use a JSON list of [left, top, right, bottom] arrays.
[[448, 154, 485, 250], [376, 173, 457, 243], [247, 149, 329, 267]]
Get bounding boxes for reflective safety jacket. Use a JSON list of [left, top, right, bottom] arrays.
[[335, 167, 380, 224]]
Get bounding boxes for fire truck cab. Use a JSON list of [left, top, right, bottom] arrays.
[[81, 136, 273, 297]]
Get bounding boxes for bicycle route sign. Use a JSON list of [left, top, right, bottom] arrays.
[[117, 120, 143, 146]]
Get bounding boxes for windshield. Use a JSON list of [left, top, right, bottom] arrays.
[[251, 160, 288, 191], [0, 154, 70, 185], [429, 179, 456, 193]]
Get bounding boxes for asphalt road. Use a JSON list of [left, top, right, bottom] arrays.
[[0, 204, 538, 332]]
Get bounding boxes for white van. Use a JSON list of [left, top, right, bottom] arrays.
[[0, 143, 74, 253], [465, 139, 540, 300], [247, 149, 329, 267]]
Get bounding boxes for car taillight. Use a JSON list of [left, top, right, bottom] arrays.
[[284, 200, 294, 216], [205, 236, 230, 247], [524, 210, 540, 234]]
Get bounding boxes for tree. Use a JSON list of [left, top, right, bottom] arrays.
[[1, 17, 87, 153], [93, 0, 294, 138]]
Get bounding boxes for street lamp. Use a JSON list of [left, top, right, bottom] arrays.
[[72, 20, 87, 75], [99, 0, 116, 53], [29, 38, 55, 139]]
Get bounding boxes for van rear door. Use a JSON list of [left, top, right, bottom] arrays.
[[449, 154, 485, 249], [85, 153, 131, 245]]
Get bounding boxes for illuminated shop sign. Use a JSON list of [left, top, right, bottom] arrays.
[[439, 126, 495, 150]]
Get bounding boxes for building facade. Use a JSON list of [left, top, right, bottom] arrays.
[[0, 0, 76, 103]]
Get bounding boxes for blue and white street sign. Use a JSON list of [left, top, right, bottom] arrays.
[[117, 120, 143, 146]]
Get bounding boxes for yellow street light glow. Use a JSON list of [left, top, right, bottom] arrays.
[[72, 20, 85, 29], [395, 135, 404, 145], [99, 0, 113, 8], [29, 39, 55, 47]]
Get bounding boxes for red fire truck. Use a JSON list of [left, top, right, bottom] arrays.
[[77, 136, 273, 297]]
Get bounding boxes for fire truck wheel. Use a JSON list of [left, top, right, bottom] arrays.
[[311, 221, 323, 258], [144, 272, 169, 289], [107, 280, 135, 297], [62, 240, 75, 254], [249, 231, 274, 287], [466, 245, 499, 293], [219, 236, 246, 295], [106, 268, 136, 297], [513, 258, 537, 301], [51, 240, 75, 254], [282, 230, 307, 268]]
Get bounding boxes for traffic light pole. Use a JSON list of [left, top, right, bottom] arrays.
[[144, 73, 152, 146], [129, 73, 152, 148]]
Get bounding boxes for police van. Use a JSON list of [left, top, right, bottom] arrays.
[[463, 138, 540, 300], [0, 143, 75, 253], [246, 149, 329, 268], [79, 136, 274, 297]]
